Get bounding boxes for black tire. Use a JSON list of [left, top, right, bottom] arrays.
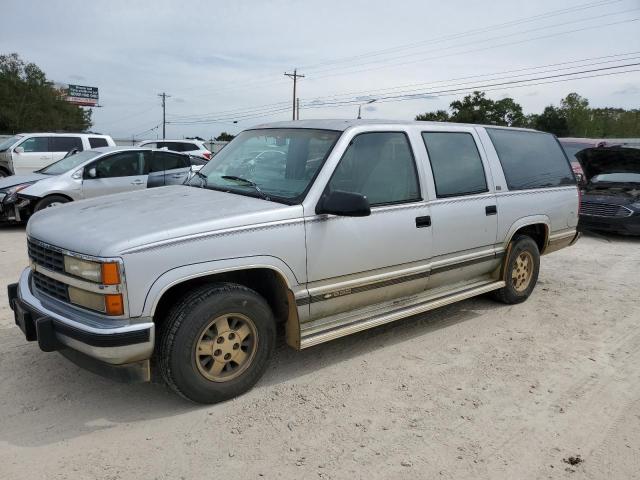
[[492, 234, 540, 304], [0, 169, 9, 178], [34, 195, 70, 212], [158, 283, 276, 404]]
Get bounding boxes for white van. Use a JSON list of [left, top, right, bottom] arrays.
[[0, 133, 115, 176]]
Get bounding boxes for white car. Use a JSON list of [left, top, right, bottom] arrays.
[[137, 139, 212, 160], [0, 133, 115, 177]]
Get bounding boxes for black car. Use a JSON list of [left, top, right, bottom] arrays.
[[577, 146, 640, 235]]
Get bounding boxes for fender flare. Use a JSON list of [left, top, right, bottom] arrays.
[[503, 215, 551, 250], [141, 255, 299, 318]]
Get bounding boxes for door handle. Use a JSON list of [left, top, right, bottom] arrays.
[[485, 205, 497, 215], [415, 216, 431, 228], [131, 180, 144, 185]]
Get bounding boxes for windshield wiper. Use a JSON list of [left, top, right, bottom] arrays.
[[221, 175, 271, 201]]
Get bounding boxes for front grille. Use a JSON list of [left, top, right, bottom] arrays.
[[28, 239, 64, 273], [32, 271, 69, 302], [580, 201, 633, 218]]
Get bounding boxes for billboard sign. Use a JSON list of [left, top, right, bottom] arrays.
[[64, 84, 99, 106]]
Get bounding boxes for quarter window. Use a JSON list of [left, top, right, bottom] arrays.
[[487, 129, 575, 190], [422, 132, 488, 197], [327, 132, 420, 206], [89, 137, 109, 148]]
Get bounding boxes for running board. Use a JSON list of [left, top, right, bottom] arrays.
[[299, 280, 505, 349]]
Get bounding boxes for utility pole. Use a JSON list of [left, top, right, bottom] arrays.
[[296, 97, 300, 121], [158, 92, 171, 139], [284, 70, 304, 121]]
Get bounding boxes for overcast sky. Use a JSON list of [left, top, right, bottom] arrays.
[[2, 0, 639, 140]]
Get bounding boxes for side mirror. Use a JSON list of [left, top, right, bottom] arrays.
[[316, 190, 371, 217], [14, 146, 24, 154], [87, 167, 97, 179]]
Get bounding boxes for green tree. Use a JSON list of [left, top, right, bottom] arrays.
[[415, 91, 525, 127], [415, 109, 450, 122], [0, 53, 91, 133], [215, 132, 235, 141], [560, 92, 590, 137], [531, 105, 569, 136]]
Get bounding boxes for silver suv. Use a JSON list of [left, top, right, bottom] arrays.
[[8, 120, 580, 403]]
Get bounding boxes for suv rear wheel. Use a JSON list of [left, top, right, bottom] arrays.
[[492, 234, 540, 304], [158, 283, 276, 403]]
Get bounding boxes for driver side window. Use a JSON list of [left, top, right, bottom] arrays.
[[89, 152, 146, 178], [327, 132, 421, 206]]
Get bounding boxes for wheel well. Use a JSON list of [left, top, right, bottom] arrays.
[[511, 223, 548, 253], [153, 268, 292, 330], [0, 166, 11, 176], [40, 193, 74, 202]]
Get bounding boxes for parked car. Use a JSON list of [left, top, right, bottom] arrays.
[[0, 133, 115, 177], [576, 146, 640, 235], [8, 119, 579, 403], [0, 147, 200, 223], [137, 139, 212, 160]]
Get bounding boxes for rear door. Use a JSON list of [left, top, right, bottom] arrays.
[[50, 136, 84, 161], [81, 151, 149, 198], [148, 151, 192, 187], [420, 128, 499, 282], [13, 136, 51, 174]]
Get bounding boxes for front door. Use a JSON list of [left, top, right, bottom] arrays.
[[304, 131, 432, 321], [81, 151, 149, 199], [13, 137, 51, 174]]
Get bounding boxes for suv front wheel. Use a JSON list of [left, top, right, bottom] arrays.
[[493, 234, 540, 304], [158, 283, 276, 403]]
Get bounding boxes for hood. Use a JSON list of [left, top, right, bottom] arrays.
[[576, 147, 640, 182], [27, 185, 301, 256], [0, 173, 48, 191]]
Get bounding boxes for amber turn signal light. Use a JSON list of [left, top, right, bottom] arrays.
[[105, 294, 124, 316], [101, 263, 120, 285]]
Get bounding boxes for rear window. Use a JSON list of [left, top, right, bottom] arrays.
[[50, 136, 83, 152], [487, 129, 575, 190], [89, 137, 109, 148]]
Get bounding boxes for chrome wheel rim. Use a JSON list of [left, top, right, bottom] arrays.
[[195, 313, 258, 382], [511, 251, 534, 293]]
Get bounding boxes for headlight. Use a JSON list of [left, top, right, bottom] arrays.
[[68, 286, 124, 316], [63, 256, 121, 285], [2, 182, 34, 204]]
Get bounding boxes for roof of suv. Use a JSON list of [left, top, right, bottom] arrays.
[[251, 119, 538, 132], [17, 132, 111, 137]]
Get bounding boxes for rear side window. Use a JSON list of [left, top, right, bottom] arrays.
[[487, 129, 575, 190], [328, 132, 420, 206], [89, 137, 109, 148], [154, 151, 189, 170], [422, 132, 488, 197], [50, 136, 83, 152]]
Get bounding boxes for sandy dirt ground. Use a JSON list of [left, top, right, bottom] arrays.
[[0, 224, 639, 480]]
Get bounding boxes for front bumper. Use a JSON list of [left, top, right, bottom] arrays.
[[579, 213, 640, 236], [8, 268, 154, 382]]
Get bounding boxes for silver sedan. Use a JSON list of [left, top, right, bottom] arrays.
[[0, 146, 205, 223]]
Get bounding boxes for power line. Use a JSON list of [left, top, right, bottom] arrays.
[[164, 0, 625, 100], [299, 0, 623, 71], [163, 52, 640, 123], [306, 15, 640, 81]]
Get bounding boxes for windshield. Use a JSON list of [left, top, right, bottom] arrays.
[[592, 173, 640, 184], [39, 150, 101, 175], [188, 128, 340, 203], [561, 143, 592, 161], [0, 135, 24, 151]]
